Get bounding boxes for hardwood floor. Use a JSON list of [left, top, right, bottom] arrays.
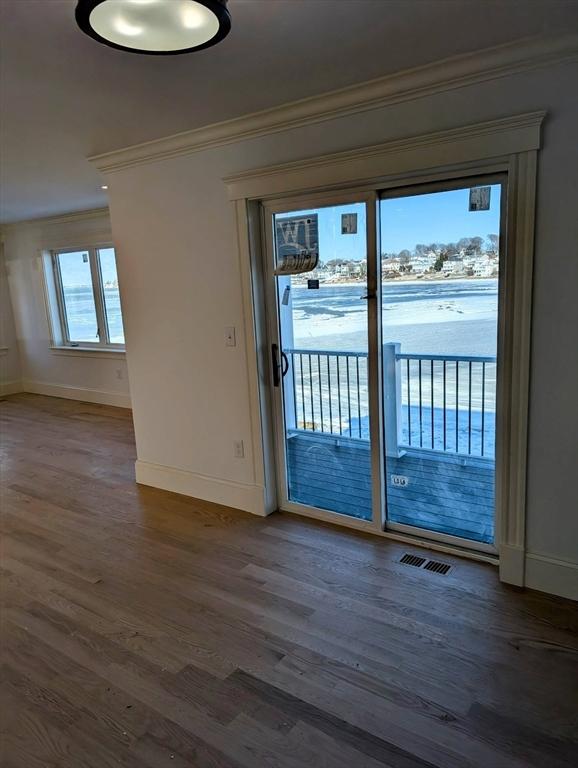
[[1, 393, 577, 768]]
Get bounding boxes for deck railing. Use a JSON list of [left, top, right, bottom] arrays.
[[284, 346, 497, 458], [397, 351, 497, 458], [285, 349, 369, 440]]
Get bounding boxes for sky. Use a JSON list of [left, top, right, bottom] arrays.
[[276, 184, 502, 262], [380, 185, 502, 254]]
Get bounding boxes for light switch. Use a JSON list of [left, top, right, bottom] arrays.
[[225, 326, 236, 347]]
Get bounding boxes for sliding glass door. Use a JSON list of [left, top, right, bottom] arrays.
[[265, 196, 378, 524], [265, 177, 503, 551], [379, 179, 503, 549]]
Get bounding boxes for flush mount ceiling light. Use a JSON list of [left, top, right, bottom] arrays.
[[75, 0, 231, 55]]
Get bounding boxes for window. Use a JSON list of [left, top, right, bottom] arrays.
[[50, 246, 125, 348]]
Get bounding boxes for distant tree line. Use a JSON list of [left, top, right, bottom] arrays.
[[382, 234, 499, 272], [314, 234, 499, 277]]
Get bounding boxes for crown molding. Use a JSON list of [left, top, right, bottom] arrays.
[[89, 34, 577, 175], [225, 111, 546, 200], [1, 207, 110, 233]]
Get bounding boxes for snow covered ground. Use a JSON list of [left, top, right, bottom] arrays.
[[290, 278, 498, 356]]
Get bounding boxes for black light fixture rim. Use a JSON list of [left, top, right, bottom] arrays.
[[75, 0, 231, 55]]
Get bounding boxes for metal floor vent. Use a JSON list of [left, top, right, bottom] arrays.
[[424, 559, 452, 575], [399, 553, 427, 568], [399, 553, 452, 575]]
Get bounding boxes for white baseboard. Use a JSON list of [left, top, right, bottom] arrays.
[[22, 380, 131, 409], [135, 459, 270, 518], [0, 380, 23, 397], [525, 553, 578, 601]]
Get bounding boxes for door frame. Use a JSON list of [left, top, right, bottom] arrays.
[[261, 173, 505, 556], [228, 112, 544, 585]]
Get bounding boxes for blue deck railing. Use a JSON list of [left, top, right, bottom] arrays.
[[284, 347, 497, 458]]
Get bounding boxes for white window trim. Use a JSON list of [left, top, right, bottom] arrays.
[[227, 111, 544, 590], [49, 346, 126, 359], [43, 244, 125, 352]]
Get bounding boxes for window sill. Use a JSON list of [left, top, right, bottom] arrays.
[[50, 346, 126, 359]]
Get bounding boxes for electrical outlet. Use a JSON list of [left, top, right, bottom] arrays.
[[391, 474, 409, 488], [233, 440, 244, 458], [116, 369, 123, 380]]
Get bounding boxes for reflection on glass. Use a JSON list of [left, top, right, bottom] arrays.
[[58, 251, 98, 343], [98, 247, 125, 344]]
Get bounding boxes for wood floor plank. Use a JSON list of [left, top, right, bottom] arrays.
[[1, 393, 577, 767]]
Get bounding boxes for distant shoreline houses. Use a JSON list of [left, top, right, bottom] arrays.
[[295, 236, 499, 284]]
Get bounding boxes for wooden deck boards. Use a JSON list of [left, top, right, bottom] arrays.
[[286, 432, 494, 542], [1, 394, 577, 768]]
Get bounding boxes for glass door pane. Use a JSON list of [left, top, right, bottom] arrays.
[[380, 181, 503, 546], [57, 250, 98, 343], [271, 201, 373, 521], [98, 247, 125, 344]]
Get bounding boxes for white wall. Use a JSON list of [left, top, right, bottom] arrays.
[[1, 210, 131, 408], [0, 247, 22, 394], [105, 59, 578, 598], [91, 58, 578, 598]]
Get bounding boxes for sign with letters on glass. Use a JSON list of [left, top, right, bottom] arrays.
[[275, 214, 319, 275]]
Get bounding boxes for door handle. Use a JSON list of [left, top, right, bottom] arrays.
[[271, 344, 281, 387], [272, 345, 289, 387], [280, 351, 289, 378]]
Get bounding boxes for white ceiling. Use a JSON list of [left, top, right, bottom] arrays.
[[1, 0, 577, 223]]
